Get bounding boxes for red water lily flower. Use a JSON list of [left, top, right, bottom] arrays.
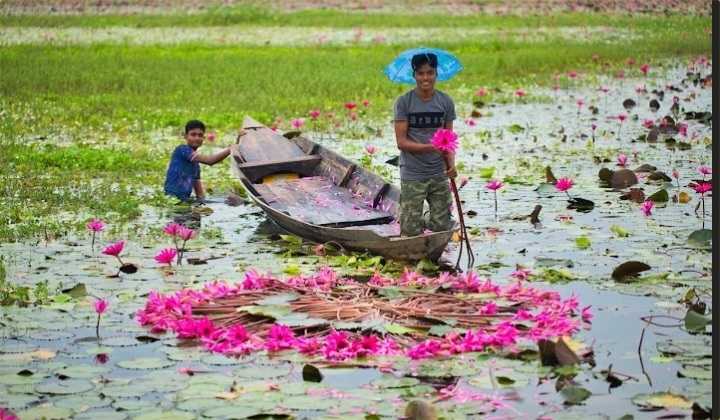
[[155, 248, 178, 266], [430, 128, 459, 154], [102, 241, 124, 257], [641, 200, 654, 216]]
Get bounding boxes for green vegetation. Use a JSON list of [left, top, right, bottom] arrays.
[[0, 6, 711, 241]]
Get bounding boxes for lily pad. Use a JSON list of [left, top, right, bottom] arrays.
[[631, 392, 693, 409], [36, 379, 95, 395], [14, 406, 75, 420], [116, 357, 175, 370]]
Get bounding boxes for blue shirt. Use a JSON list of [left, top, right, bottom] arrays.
[[164, 144, 200, 201]]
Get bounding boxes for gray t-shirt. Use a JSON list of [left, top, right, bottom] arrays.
[[393, 89, 456, 180]]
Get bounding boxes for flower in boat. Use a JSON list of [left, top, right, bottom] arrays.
[[641, 200, 654, 216], [86, 220, 105, 231], [308, 109, 321, 119], [554, 177, 575, 193], [485, 180, 504, 191], [365, 145, 375, 155], [93, 298, 109, 314], [430, 128, 459, 154], [178, 226, 196, 242], [155, 248, 178, 266], [163, 222, 182, 236], [101, 241, 125, 257]]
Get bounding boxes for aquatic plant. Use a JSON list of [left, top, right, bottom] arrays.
[[93, 298, 109, 337], [554, 177, 575, 200], [485, 179, 504, 217], [86, 219, 105, 252], [101, 241, 125, 266]]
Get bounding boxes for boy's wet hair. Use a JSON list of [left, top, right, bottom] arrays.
[[185, 119, 206, 134], [411, 53, 438, 71]]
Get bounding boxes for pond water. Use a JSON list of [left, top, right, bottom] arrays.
[[0, 64, 712, 419]]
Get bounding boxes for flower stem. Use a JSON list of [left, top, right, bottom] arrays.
[[95, 315, 101, 337]]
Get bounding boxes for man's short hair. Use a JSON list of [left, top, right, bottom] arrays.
[[411, 53, 438, 71]]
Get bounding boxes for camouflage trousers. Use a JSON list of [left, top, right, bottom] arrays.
[[400, 178, 453, 236]]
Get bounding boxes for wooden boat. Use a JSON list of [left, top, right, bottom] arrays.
[[230, 116, 455, 262]]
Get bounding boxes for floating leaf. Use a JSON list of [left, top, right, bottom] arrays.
[[279, 234, 303, 245], [646, 189, 669, 202], [36, 379, 95, 395], [62, 283, 87, 299], [560, 386, 591, 404], [256, 293, 301, 305], [632, 392, 693, 409], [302, 364, 323, 382], [684, 308, 711, 333], [611, 261, 651, 280], [610, 224, 629, 238], [678, 191, 691, 203], [237, 304, 292, 319], [686, 229, 712, 249], [116, 357, 175, 370], [507, 123, 525, 134], [575, 237, 591, 249]]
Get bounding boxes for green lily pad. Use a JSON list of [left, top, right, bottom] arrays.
[[116, 357, 175, 370], [53, 364, 111, 378], [36, 379, 94, 395], [14, 406, 75, 420], [131, 409, 197, 420], [559, 386, 592, 404], [631, 392, 693, 409]]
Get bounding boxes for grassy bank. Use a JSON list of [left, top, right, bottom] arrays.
[[0, 6, 711, 241]]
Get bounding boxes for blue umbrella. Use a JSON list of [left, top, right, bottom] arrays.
[[383, 46, 463, 84]]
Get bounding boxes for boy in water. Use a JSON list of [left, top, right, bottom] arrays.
[[164, 119, 245, 203]]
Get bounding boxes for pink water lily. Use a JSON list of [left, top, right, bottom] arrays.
[[555, 177, 575, 200], [93, 298, 109, 337], [87, 220, 105, 231], [476, 88, 487, 96], [155, 248, 178, 266], [486, 179, 504, 216], [698, 165, 711, 177], [617, 154, 627, 166], [163, 222, 182, 236], [206, 133, 216, 142], [93, 298, 109, 314], [344, 102, 357, 111], [365, 145, 375, 155], [291, 118, 304, 129], [87, 219, 106, 251], [430, 128, 459, 154], [0, 408, 18, 420], [101, 241, 125, 261], [178, 226, 196, 242], [641, 200, 654, 216], [308, 109, 321, 119]]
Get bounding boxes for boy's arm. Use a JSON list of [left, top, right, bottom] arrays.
[[193, 179, 205, 202], [192, 130, 246, 165]]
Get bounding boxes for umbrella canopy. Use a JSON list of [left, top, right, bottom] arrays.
[[383, 46, 463, 84]]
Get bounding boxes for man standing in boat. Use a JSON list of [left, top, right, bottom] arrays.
[[393, 53, 457, 236]]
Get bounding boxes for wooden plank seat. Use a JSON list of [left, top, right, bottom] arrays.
[[253, 176, 394, 227], [235, 155, 321, 183]]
